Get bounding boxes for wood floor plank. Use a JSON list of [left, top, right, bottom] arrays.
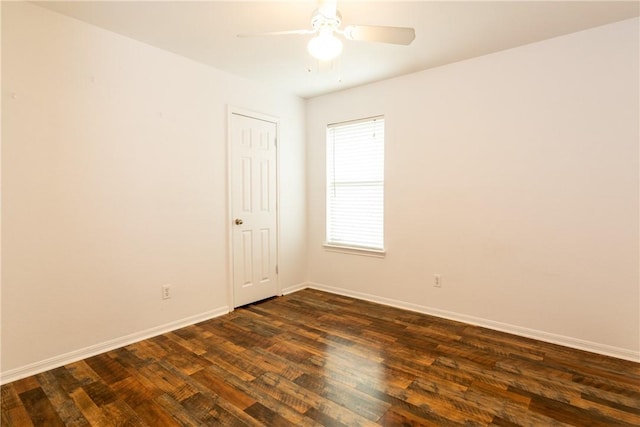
[[528, 393, 635, 427], [100, 400, 146, 427], [181, 391, 259, 426], [110, 375, 159, 409], [401, 380, 494, 425], [378, 407, 443, 427], [251, 372, 380, 427], [152, 393, 210, 427], [67, 388, 109, 426], [199, 350, 257, 383], [81, 381, 117, 408], [1, 384, 22, 412], [190, 368, 256, 410], [568, 395, 640, 425], [37, 371, 90, 427], [299, 355, 465, 426], [18, 387, 66, 427], [64, 362, 101, 388], [133, 400, 182, 427], [155, 360, 269, 427], [201, 363, 322, 427], [83, 354, 129, 385], [497, 356, 640, 412], [49, 368, 83, 396], [108, 347, 151, 372], [164, 331, 209, 356], [461, 389, 571, 427], [3, 289, 639, 426], [291, 372, 391, 422], [1, 405, 36, 427], [244, 402, 295, 427], [10, 376, 40, 395], [252, 372, 314, 414]]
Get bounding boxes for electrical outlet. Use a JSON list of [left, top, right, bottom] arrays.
[[434, 274, 442, 288], [162, 284, 171, 299]]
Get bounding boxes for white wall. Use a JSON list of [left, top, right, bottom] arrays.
[[1, 2, 306, 378], [306, 18, 639, 359]]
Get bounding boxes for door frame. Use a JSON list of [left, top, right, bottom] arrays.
[[227, 106, 280, 310]]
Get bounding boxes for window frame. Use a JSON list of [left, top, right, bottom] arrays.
[[324, 115, 386, 257]]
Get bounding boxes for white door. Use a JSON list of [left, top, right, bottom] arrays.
[[230, 112, 278, 307]]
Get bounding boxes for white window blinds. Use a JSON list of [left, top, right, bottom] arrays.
[[326, 116, 384, 251]]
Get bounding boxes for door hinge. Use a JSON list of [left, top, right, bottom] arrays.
[[274, 138, 277, 148], [275, 265, 279, 274]]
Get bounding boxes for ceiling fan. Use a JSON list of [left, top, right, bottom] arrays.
[[238, 0, 416, 61]]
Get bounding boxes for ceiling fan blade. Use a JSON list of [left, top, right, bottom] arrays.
[[237, 29, 315, 38], [343, 25, 416, 45], [318, 0, 338, 19]]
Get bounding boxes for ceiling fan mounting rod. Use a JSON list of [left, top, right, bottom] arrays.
[[311, 9, 342, 31]]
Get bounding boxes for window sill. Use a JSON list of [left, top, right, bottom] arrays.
[[323, 243, 386, 258]]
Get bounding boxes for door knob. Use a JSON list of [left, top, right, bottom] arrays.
[[235, 218, 243, 225]]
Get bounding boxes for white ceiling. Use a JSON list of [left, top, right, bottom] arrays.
[[34, 1, 640, 99]]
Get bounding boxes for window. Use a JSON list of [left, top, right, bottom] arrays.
[[326, 116, 385, 253]]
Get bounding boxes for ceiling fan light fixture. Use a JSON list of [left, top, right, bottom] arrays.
[[307, 29, 342, 61]]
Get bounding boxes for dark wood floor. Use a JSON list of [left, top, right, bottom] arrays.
[[2, 289, 639, 426]]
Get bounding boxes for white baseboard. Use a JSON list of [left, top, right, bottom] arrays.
[[301, 282, 640, 363], [1, 306, 229, 385], [281, 282, 308, 295]]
